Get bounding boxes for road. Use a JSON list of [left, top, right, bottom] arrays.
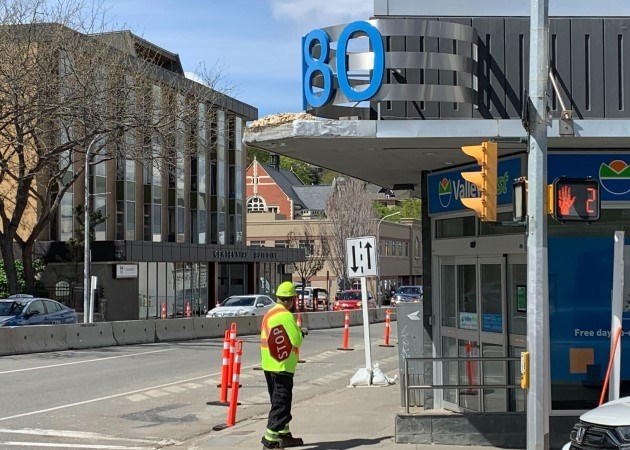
[[0, 321, 399, 449]]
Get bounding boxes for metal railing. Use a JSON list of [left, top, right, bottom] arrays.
[[403, 356, 522, 414]]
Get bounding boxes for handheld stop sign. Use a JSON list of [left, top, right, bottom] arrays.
[[268, 324, 292, 361]]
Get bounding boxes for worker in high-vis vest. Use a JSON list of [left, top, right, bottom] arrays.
[[260, 281, 306, 449]]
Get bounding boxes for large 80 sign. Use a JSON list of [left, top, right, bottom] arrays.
[[302, 21, 385, 108]]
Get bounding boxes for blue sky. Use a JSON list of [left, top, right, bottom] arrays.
[[104, 0, 629, 119]]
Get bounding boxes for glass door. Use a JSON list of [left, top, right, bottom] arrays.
[[439, 256, 507, 412]]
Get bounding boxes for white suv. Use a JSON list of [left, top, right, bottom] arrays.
[[562, 396, 630, 449]]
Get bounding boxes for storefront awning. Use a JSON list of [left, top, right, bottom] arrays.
[[244, 116, 630, 194]]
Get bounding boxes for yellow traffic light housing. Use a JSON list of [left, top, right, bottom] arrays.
[[460, 141, 497, 222]]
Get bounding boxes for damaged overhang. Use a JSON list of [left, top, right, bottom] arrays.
[[244, 114, 630, 196]]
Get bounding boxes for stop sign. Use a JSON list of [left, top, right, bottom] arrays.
[[268, 324, 293, 361]]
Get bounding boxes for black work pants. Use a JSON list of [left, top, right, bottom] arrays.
[[264, 370, 294, 432]]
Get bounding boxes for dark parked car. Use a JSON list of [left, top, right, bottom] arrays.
[[391, 285, 423, 307], [0, 296, 78, 327], [332, 290, 377, 311]]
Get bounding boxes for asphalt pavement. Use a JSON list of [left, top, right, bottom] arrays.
[[172, 352, 512, 450]]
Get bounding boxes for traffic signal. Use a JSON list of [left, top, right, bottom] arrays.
[[460, 141, 497, 222]]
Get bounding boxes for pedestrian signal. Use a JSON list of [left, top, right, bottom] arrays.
[[551, 178, 600, 222], [460, 141, 497, 222]]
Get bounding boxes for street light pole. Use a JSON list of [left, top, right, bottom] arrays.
[[376, 210, 401, 306], [84, 134, 102, 324]]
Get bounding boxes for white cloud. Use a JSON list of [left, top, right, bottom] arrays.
[[268, 0, 373, 31], [184, 72, 206, 85]]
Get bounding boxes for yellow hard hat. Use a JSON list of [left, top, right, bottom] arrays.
[[276, 281, 297, 298]]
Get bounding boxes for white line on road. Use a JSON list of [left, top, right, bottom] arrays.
[[0, 364, 257, 422], [0, 442, 152, 449], [0, 349, 176, 375], [0, 428, 167, 444]]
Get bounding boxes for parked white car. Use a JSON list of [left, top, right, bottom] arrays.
[[206, 295, 276, 317], [562, 396, 630, 449]]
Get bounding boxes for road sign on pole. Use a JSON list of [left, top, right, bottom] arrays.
[[346, 236, 377, 278]]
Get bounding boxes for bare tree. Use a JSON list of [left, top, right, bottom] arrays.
[[287, 223, 328, 312], [323, 177, 378, 290], [0, 0, 231, 293]]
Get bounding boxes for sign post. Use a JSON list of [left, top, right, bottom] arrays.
[[346, 236, 377, 385]]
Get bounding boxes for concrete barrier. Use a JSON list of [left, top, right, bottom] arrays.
[[294, 312, 309, 329], [66, 322, 117, 349], [154, 318, 196, 342], [112, 320, 156, 346], [11, 324, 69, 354], [328, 311, 345, 328], [306, 312, 331, 330], [350, 310, 364, 326], [192, 317, 227, 339], [228, 316, 260, 336], [0, 328, 15, 356]]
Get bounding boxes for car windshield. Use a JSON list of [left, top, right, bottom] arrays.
[[297, 290, 310, 297], [221, 297, 256, 307], [0, 301, 26, 316], [339, 291, 361, 300], [398, 287, 422, 295]]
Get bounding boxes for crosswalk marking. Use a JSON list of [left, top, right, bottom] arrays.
[[123, 348, 398, 403]]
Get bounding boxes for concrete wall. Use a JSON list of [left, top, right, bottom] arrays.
[[0, 309, 392, 356]]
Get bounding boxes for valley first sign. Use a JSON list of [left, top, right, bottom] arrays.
[[427, 156, 522, 215]]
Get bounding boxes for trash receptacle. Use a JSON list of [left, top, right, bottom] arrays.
[[396, 301, 426, 408]]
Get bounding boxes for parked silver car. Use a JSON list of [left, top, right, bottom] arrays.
[[206, 295, 276, 317]]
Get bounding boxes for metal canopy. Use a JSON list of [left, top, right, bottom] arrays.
[[244, 118, 630, 193]]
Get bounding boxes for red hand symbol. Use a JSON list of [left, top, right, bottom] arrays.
[[558, 185, 575, 216]]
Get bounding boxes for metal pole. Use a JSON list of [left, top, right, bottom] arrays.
[[360, 275, 372, 385], [610, 231, 625, 401], [377, 211, 401, 306], [84, 135, 100, 324], [527, 1, 550, 449]]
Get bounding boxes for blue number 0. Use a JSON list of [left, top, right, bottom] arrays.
[[302, 29, 334, 108], [337, 21, 385, 102]]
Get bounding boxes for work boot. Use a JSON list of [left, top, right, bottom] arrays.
[[278, 433, 304, 447], [261, 437, 282, 449]]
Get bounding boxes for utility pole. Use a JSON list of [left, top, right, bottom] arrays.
[[526, 1, 550, 449], [84, 135, 102, 324]]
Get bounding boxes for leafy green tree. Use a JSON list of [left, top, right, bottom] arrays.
[[400, 198, 421, 219], [0, 259, 44, 298]]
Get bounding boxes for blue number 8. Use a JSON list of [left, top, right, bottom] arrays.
[[302, 29, 334, 108]]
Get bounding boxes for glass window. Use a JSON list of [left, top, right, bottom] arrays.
[[248, 196, 265, 212], [441, 264, 456, 327], [458, 264, 477, 331], [60, 193, 74, 241], [508, 264, 527, 335], [436, 216, 476, 238], [27, 300, 45, 315], [480, 211, 525, 235], [482, 342, 506, 412], [480, 264, 503, 333]]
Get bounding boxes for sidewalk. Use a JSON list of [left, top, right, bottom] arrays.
[[177, 377, 511, 450]]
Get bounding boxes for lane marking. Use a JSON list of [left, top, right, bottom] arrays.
[[0, 349, 176, 375], [1, 344, 389, 421], [0, 428, 161, 443], [0, 442, 151, 449]]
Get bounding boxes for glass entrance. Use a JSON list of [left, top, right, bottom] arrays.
[[439, 256, 513, 412]]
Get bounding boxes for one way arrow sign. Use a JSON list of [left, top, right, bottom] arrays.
[[345, 236, 377, 277]]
